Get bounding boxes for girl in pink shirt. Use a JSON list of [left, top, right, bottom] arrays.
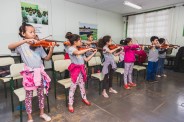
[[122, 38, 141, 89]]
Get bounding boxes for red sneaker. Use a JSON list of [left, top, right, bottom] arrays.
[[128, 82, 137, 87], [82, 99, 91, 106], [68, 106, 74, 113], [124, 85, 131, 90]]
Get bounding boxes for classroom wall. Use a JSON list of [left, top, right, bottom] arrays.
[[0, 0, 124, 54]]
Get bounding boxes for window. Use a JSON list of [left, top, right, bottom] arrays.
[[127, 9, 171, 43]]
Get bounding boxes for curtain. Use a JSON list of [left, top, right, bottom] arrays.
[[127, 9, 172, 44]]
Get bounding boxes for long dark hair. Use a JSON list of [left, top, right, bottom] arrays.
[[68, 34, 80, 45], [98, 35, 111, 48]]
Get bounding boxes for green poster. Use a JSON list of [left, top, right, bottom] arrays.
[[79, 22, 98, 40]]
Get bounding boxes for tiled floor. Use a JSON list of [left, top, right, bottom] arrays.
[[0, 69, 184, 122]]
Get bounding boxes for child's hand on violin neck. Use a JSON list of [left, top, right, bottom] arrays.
[[25, 39, 38, 44]]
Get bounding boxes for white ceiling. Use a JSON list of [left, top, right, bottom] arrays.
[[65, 0, 184, 15]]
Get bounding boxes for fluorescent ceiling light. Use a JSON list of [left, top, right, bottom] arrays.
[[124, 1, 142, 9]]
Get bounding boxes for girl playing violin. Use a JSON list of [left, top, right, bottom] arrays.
[[67, 34, 97, 113], [85, 33, 97, 57], [8, 22, 52, 122], [98, 35, 121, 98], [122, 38, 141, 89]]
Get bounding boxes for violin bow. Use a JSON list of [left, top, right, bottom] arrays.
[[39, 35, 53, 40]]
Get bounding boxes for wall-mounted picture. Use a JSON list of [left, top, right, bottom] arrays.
[[21, 2, 48, 25], [79, 22, 98, 40]]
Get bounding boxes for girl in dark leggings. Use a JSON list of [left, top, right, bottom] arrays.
[[98, 35, 121, 98]]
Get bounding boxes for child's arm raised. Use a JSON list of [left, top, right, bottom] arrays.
[[106, 46, 121, 54], [8, 39, 38, 50], [84, 49, 97, 62], [73, 48, 94, 55]]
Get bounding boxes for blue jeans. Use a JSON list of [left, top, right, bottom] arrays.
[[157, 58, 165, 75], [146, 61, 158, 81]]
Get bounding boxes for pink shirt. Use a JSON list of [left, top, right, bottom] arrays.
[[123, 45, 140, 63]]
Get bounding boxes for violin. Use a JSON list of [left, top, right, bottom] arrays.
[[30, 39, 60, 48], [160, 44, 180, 49], [77, 46, 102, 51], [77, 46, 88, 51], [139, 44, 151, 47], [108, 44, 122, 50]]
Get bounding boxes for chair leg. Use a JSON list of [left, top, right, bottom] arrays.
[[54, 81, 57, 99], [16, 79, 18, 88], [20, 102, 23, 122], [117, 73, 118, 86], [46, 96, 50, 113], [120, 74, 122, 87], [65, 89, 68, 107], [99, 81, 102, 95], [10, 83, 14, 112], [4, 83, 7, 98], [86, 77, 89, 89], [136, 70, 138, 81]]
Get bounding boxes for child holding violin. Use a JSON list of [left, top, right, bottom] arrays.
[[156, 38, 168, 77], [98, 35, 121, 98], [122, 38, 141, 89], [146, 36, 160, 83], [67, 34, 97, 113], [85, 33, 97, 57], [85, 33, 98, 73], [8, 22, 52, 122]]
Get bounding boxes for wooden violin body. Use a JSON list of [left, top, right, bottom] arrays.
[[77, 46, 88, 51], [108, 44, 121, 50], [160, 44, 180, 49], [30, 40, 58, 47]]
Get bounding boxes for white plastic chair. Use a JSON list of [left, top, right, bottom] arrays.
[[88, 57, 104, 95], [53, 59, 72, 106], [0, 57, 15, 98]]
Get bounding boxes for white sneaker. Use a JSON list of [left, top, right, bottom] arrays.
[[156, 75, 161, 78], [102, 91, 109, 98], [40, 113, 51, 121], [109, 88, 118, 94], [162, 74, 167, 77]]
